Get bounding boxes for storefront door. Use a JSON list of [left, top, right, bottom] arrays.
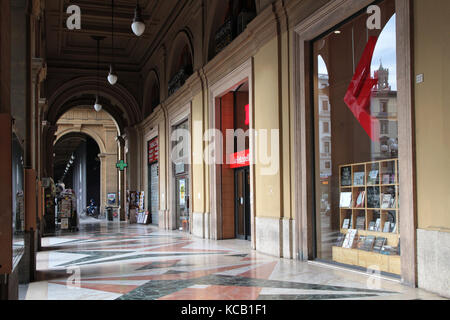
[[175, 175, 189, 231], [149, 162, 159, 225], [235, 167, 250, 240]]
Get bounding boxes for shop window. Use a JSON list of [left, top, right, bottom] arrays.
[[312, 0, 401, 275]]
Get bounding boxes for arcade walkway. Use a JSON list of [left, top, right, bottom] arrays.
[[20, 222, 445, 300]]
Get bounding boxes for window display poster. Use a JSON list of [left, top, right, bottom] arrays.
[[179, 179, 186, 206], [148, 137, 159, 164], [107, 193, 116, 205]]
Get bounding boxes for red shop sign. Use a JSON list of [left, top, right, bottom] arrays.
[[229, 149, 250, 169], [148, 137, 159, 164]]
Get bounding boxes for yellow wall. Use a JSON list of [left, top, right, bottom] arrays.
[[254, 37, 282, 218], [191, 92, 205, 213], [414, 0, 450, 231]]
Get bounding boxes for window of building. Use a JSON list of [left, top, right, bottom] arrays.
[[324, 141, 330, 153], [381, 100, 388, 113], [380, 120, 389, 134], [322, 100, 329, 112], [312, 0, 400, 275]]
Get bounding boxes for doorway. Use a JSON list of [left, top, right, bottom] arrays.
[[148, 162, 159, 225], [175, 175, 189, 231], [235, 167, 251, 240]]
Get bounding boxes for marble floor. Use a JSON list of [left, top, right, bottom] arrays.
[[20, 221, 446, 300]]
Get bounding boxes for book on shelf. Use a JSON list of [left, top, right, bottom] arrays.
[[341, 166, 352, 186], [381, 194, 393, 209], [342, 218, 350, 229], [368, 221, 376, 231], [367, 187, 380, 208], [356, 216, 366, 230], [391, 222, 397, 233], [383, 221, 391, 233], [362, 235, 376, 251], [355, 191, 365, 208], [342, 229, 357, 249], [353, 172, 365, 186], [335, 233, 346, 247], [356, 235, 366, 250], [382, 174, 391, 184], [373, 237, 387, 253], [390, 173, 396, 184], [380, 245, 394, 255], [367, 170, 379, 185], [375, 218, 381, 231], [340, 192, 352, 208]]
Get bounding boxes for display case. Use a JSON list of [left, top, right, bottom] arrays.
[[333, 159, 401, 275]]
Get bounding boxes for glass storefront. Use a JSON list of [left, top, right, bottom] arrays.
[[172, 120, 190, 232], [12, 132, 25, 267], [147, 137, 159, 225], [313, 0, 401, 274]]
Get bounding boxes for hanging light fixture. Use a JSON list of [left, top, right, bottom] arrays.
[[108, 0, 118, 85], [93, 36, 103, 112], [131, 0, 145, 37]]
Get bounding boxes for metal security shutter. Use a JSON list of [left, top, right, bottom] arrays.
[[150, 162, 159, 225]]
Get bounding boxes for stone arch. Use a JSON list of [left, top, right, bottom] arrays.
[[46, 76, 142, 130], [55, 127, 108, 155], [206, 0, 257, 61], [206, 0, 230, 61], [167, 29, 194, 96], [143, 69, 160, 118]]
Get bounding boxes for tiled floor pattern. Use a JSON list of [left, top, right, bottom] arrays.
[[21, 221, 446, 300]]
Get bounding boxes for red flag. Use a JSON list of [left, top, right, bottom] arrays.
[[344, 36, 380, 142]]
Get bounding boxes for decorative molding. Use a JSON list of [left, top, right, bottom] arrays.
[[207, 59, 254, 243]]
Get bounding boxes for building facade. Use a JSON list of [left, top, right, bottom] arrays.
[[0, 0, 449, 299]]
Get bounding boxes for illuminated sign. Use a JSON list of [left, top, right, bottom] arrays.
[[229, 149, 250, 169], [148, 137, 159, 164], [245, 104, 249, 126]]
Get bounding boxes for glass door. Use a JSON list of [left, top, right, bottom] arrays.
[[235, 167, 250, 240], [175, 175, 189, 231]]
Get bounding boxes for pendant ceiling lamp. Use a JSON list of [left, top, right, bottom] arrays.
[[108, 0, 118, 85], [93, 36, 103, 112], [131, 0, 145, 37]]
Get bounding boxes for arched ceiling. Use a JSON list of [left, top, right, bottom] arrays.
[[53, 132, 88, 180], [44, 0, 183, 71], [44, 0, 186, 128]]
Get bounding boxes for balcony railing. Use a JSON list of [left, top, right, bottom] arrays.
[[168, 66, 192, 97], [214, 18, 234, 55]]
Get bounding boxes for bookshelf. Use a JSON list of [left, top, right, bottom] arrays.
[[333, 158, 401, 275]]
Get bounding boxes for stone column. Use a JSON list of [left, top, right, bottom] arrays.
[[98, 153, 106, 215], [116, 136, 126, 221]]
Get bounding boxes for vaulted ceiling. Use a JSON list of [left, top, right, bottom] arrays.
[[45, 0, 183, 72]]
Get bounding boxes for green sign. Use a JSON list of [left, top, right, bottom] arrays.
[[116, 160, 128, 171]]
